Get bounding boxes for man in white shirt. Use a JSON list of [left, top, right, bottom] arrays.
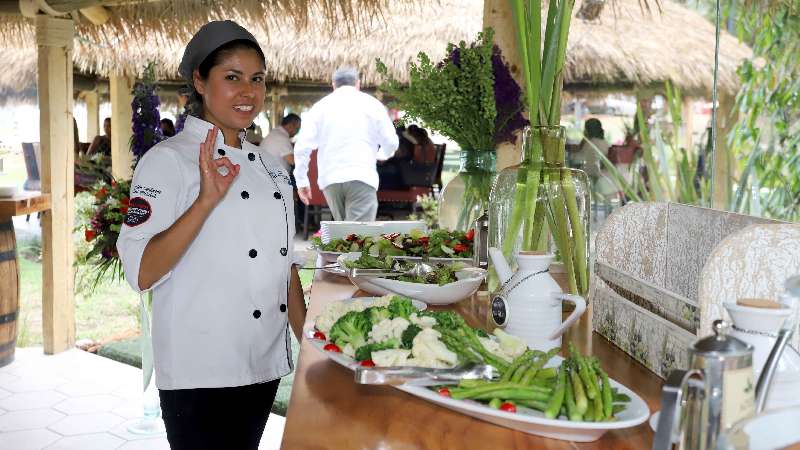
[[293, 67, 399, 221], [259, 113, 301, 173]]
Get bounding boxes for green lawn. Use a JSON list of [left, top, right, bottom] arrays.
[[0, 152, 27, 187]]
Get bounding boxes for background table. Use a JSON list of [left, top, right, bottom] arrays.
[[281, 270, 664, 449], [0, 192, 51, 366]]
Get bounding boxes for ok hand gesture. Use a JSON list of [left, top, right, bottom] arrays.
[[197, 127, 240, 209]]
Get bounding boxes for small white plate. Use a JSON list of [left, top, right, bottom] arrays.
[[307, 326, 650, 443], [726, 407, 800, 449]]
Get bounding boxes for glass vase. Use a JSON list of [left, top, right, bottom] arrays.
[[126, 291, 165, 435], [488, 126, 590, 295], [438, 150, 496, 231]]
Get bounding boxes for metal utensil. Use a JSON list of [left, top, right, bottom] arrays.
[[349, 259, 435, 279], [355, 363, 498, 386]]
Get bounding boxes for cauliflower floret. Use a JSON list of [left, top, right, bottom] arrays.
[[315, 301, 351, 334], [370, 296, 393, 308], [372, 349, 411, 367], [368, 317, 410, 344], [411, 328, 458, 367], [478, 337, 511, 363], [342, 343, 356, 358], [409, 313, 437, 329], [493, 329, 527, 360]]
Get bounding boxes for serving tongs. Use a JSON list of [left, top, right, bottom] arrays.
[[349, 256, 435, 279], [354, 363, 498, 386]]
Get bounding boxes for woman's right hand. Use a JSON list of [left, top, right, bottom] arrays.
[[197, 127, 240, 209]]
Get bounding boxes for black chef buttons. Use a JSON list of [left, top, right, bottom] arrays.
[[253, 310, 261, 319], [279, 304, 287, 313], [241, 191, 249, 199], [217, 149, 226, 156], [280, 248, 287, 256], [273, 192, 282, 199], [249, 249, 258, 258], [248, 152, 256, 161]]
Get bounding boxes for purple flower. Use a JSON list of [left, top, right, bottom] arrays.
[[492, 46, 528, 145], [130, 67, 164, 164]]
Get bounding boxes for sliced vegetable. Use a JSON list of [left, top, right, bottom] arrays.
[[438, 387, 451, 397], [312, 331, 326, 340], [499, 402, 517, 413], [323, 343, 341, 353]]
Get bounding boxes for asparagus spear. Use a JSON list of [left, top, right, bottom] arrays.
[[544, 362, 568, 419], [570, 366, 588, 415], [596, 361, 614, 420], [564, 365, 582, 421]]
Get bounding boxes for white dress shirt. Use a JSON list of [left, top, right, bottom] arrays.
[[117, 116, 297, 390], [259, 126, 293, 172], [293, 86, 399, 191]]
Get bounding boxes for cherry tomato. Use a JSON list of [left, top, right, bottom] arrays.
[[499, 402, 516, 413], [359, 360, 376, 367], [438, 387, 451, 397], [465, 229, 475, 241], [323, 343, 341, 353], [313, 331, 326, 340]]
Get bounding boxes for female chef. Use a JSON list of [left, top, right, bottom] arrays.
[[117, 20, 306, 450]]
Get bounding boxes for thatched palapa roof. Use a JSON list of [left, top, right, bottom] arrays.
[[0, 0, 751, 105]]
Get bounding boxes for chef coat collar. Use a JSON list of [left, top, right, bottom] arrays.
[[183, 115, 247, 149]]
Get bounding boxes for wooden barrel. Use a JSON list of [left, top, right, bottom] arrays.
[[0, 219, 18, 367]]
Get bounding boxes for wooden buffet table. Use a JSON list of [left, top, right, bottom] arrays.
[[281, 270, 664, 449]]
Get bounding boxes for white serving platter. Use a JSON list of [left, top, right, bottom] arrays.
[[306, 323, 650, 442]]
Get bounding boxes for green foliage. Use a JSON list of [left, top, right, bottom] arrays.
[[376, 29, 496, 150], [728, 5, 800, 221]]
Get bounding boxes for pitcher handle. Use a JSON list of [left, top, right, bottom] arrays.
[[548, 293, 587, 340]]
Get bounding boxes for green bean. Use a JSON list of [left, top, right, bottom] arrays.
[[534, 367, 558, 379], [488, 398, 502, 409], [518, 400, 549, 411], [511, 361, 533, 383], [449, 382, 550, 400]]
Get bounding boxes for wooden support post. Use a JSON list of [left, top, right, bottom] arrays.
[[483, 0, 525, 171], [269, 86, 287, 130], [84, 90, 99, 141], [711, 92, 737, 210], [109, 74, 133, 180], [682, 96, 694, 152], [35, 15, 75, 354]]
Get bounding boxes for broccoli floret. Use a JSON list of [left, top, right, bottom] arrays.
[[422, 310, 466, 331], [388, 296, 415, 320], [364, 306, 392, 325], [354, 338, 401, 361], [329, 310, 371, 350], [401, 324, 423, 349]]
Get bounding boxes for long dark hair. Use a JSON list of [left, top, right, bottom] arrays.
[[186, 39, 266, 117]]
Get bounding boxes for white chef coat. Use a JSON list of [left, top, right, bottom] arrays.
[[258, 126, 293, 173], [293, 86, 399, 191], [117, 115, 297, 390]]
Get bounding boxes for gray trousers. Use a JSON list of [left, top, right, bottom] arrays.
[[322, 181, 378, 222]]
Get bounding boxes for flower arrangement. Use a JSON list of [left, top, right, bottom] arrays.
[[82, 179, 131, 286], [130, 62, 163, 165], [376, 28, 526, 150]]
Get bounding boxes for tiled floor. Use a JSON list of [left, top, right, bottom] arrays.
[[0, 348, 285, 450]]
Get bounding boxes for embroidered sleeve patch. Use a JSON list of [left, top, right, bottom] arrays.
[[124, 197, 152, 227]]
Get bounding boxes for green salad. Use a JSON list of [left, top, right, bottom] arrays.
[[311, 229, 474, 258], [343, 251, 463, 286]]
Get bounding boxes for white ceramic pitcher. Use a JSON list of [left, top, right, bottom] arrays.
[[488, 247, 586, 350]]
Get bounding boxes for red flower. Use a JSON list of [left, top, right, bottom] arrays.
[[465, 229, 475, 241], [85, 229, 97, 242], [120, 206, 129, 215], [95, 187, 108, 200], [453, 243, 469, 254], [121, 197, 130, 206]]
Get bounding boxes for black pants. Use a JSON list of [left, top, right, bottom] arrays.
[[159, 380, 281, 450]]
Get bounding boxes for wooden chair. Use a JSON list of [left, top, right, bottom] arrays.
[[301, 151, 330, 239]]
